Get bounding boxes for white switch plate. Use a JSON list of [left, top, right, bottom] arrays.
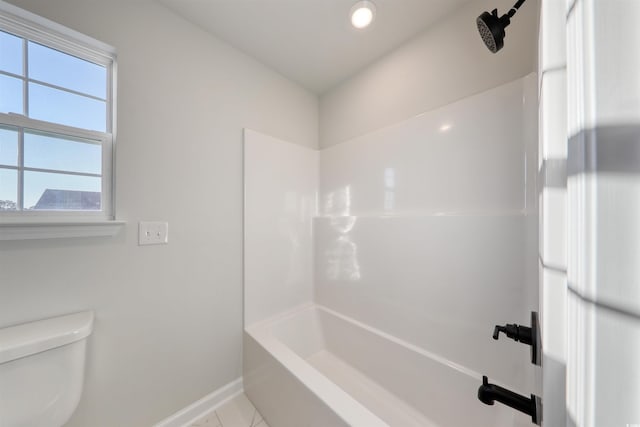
[[139, 221, 168, 245]]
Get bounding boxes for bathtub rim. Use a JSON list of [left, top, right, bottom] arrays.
[[246, 303, 388, 427], [247, 303, 484, 382], [245, 303, 495, 427]]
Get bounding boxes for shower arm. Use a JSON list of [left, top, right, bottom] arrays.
[[507, 0, 526, 18]]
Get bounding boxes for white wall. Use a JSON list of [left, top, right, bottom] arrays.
[[0, 1, 317, 426], [320, 0, 539, 148], [244, 130, 318, 326]]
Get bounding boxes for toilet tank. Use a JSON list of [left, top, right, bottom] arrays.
[[0, 311, 94, 427]]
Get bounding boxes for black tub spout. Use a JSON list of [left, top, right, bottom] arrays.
[[478, 376, 542, 425]]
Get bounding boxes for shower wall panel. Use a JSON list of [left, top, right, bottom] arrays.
[[319, 78, 528, 216], [316, 75, 539, 396], [244, 129, 318, 326]]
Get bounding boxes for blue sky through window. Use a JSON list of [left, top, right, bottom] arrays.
[[0, 127, 18, 166], [0, 30, 22, 75], [0, 30, 108, 211], [25, 132, 101, 174], [29, 41, 106, 99], [29, 82, 106, 132], [0, 73, 24, 114]]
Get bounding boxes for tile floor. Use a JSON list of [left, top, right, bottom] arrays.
[[191, 393, 269, 427]]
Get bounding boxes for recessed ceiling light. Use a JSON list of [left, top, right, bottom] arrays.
[[351, 1, 376, 29]]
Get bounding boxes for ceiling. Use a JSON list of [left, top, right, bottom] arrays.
[[157, 0, 475, 94]]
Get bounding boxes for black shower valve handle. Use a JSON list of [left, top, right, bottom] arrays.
[[491, 312, 541, 366], [493, 323, 533, 345], [492, 325, 506, 340]]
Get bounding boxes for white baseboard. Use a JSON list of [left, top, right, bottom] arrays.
[[154, 377, 243, 427]]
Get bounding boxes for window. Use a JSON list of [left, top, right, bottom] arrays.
[[0, 4, 116, 223]]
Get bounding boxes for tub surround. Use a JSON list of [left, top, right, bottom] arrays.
[[315, 76, 539, 392], [243, 129, 318, 326], [244, 74, 538, 426]]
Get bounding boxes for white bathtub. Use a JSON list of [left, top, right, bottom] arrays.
[[244, 304, 527, 427]]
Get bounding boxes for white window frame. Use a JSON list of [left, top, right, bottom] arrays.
[[0, 1, 118, 226]]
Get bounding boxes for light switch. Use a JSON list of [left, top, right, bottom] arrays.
[[138, 221, 168, 245]]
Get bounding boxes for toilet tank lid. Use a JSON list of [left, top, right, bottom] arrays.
[[0, 311, 94, 364]]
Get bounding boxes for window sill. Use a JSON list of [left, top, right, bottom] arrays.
[[0, 220, 126, 240]]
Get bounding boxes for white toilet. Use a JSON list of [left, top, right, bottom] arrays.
[[0, 311, 94, 427]]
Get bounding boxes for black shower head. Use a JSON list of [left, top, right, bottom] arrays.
[[477, 0, 527, 53], [476, 9, 509, 53]]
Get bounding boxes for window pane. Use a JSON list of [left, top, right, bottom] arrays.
[[0, 74, 24, 114], [0, 127, 18, 166], [28, 41, 106, 99], [29, 82, 106, 132], [0, 31, 23, 76], [24, 171, 101, 211], [25, 131, 101, 174], [0, 168, 18, 211]]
